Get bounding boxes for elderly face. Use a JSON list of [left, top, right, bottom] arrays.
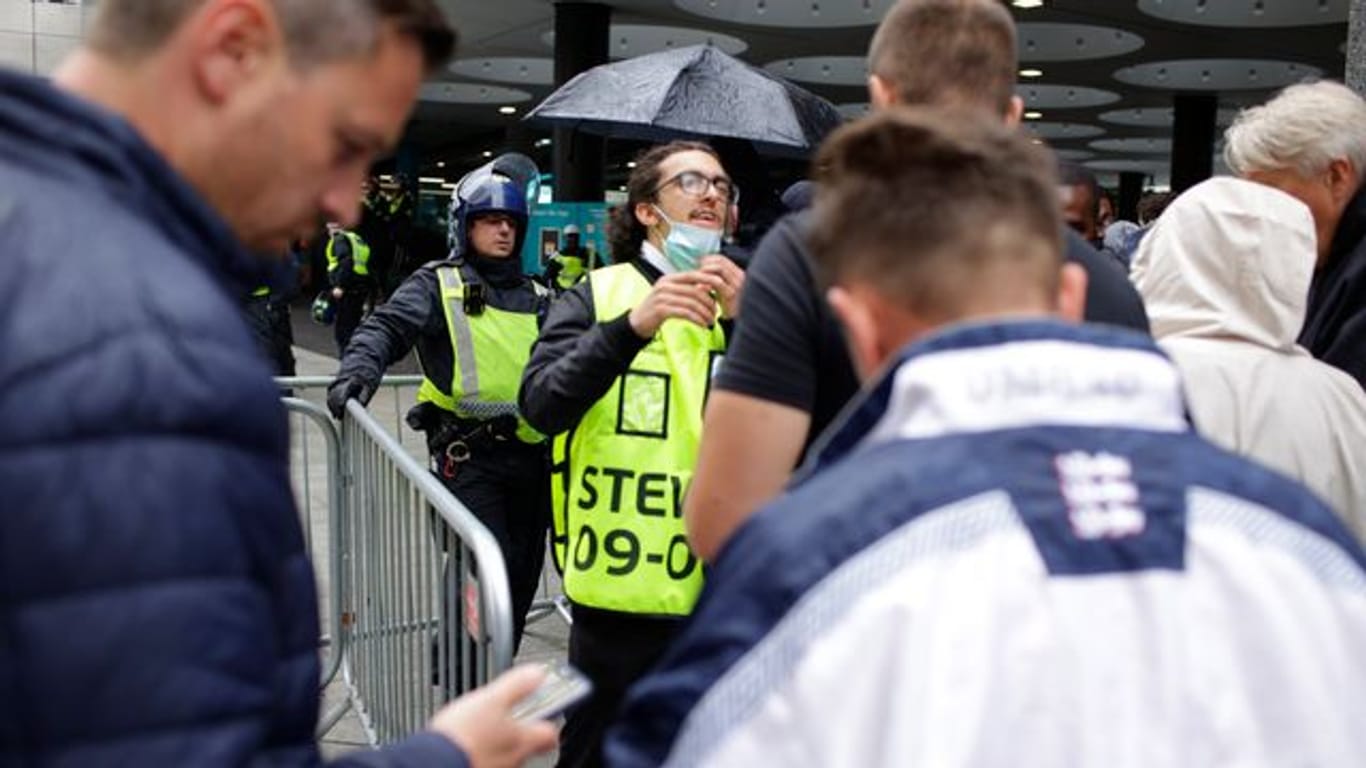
[[1243, 164, 1355, 266]]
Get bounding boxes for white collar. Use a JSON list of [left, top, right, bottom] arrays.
[[640, 241, 675, 275], [861, 335, 1187, 449]]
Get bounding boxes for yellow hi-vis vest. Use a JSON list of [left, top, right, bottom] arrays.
[[550, 263, 726, 616], [325, 231, 370, 277], [416, 264, 545, 444], [553, 253, 587, 289]]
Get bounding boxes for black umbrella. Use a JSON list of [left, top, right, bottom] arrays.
[[524, 43, 843, 154]]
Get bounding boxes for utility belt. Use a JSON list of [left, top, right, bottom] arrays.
[[406, 401, 521, 479]]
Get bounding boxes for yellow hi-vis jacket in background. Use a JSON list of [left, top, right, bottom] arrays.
[[551, 263, 726, 616], [325, 230, 370, 277]]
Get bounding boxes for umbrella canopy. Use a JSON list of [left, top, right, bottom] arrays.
[[525, 44, 842, 154]]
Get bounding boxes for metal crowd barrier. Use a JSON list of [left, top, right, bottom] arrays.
[[278, 375, 425, 454], [279, 398, 350, 734], [340, 398, 515, 744], [277, 374, 569, 744]]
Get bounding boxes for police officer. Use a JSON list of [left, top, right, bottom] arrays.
[[243, 285, 296, 377], [243, 243, 302, 377], [327, 154, 551, 653], [544, 223, 589, 292], [325, 222, 373, 355], [518, 141, 744, 767]]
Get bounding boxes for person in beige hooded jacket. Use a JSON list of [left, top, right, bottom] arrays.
[[1132, 176, 1366, 536]]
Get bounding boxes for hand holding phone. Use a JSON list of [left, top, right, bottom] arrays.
[[510, 661, 593, 721], [429, 666, 560, 768]]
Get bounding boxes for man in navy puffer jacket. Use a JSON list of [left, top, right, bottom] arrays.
[[0, 1, 555, 766]]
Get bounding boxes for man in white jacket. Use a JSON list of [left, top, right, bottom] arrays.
[[605, 109, 1366, 768], [1132, 176, 1366, 535]]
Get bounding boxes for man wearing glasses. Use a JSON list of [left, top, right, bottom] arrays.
[[519, 141, 745, 767]]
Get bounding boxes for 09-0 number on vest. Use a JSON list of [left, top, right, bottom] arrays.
[[572, 528, 698, 581]]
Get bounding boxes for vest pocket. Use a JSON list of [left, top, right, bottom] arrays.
[[615, 369, 671, 439]]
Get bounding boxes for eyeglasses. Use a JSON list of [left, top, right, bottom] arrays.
[[655, 170, 738, 202]]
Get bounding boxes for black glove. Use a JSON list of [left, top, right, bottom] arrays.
[[327, 376, 373, 420]]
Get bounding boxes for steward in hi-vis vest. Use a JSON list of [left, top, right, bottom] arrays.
[[327, 154, 550, 662], [548, 262, 724, 616], [518, 141, 746, 768]]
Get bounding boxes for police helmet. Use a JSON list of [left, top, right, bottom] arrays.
[[311, 291, 337, 325], [447, 153, 539, 259]]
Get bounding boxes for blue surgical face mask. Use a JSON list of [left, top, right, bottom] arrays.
[[653, 206, 722, 272]]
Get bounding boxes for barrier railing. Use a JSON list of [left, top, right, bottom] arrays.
[[340, 398, 515, 744], [279, 375, 425, 452], [280, 398, 350, 735], [278, 374, 567, 744]]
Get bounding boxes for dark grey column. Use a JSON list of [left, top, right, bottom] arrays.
[[1171, 93, 1217, 193], [553, 3, 609, 202], [1117, 171, 1144, 223], [503, 122, 541, 157], [1349, 0, 1366, 95]]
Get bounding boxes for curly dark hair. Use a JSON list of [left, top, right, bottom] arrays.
[[607, 141, 719, 263]]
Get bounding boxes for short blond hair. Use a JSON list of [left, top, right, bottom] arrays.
[[867, 0, 1018, 116]]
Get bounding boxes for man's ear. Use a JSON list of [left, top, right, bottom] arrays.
[[867, 74, 896, 109], [827, 285, 884, 382], [190, 0, 282, 106], [634, 201, 660, 230], [1327, 157, 1360, 206], [1056, 262, 1089, 323], [1004, 95, 1025, 128]]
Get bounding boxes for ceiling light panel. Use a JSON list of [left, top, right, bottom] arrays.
[[674, 0, 893, 28], [1099, 107, 1239, 127], [1017, 84, 1121, 109], [1090, 137, 1174, 154], [837, 103, 871, 119], [1027, 122, 1106, 140], [1114, 59, 1321, 90], [1138, 0, 1347, 27], [449, 57, 554, 86], [764, 56, 868, 86], [1016, 23, 1145, 62], [542, 24, 748, 58], [419, 83, 533, 105]]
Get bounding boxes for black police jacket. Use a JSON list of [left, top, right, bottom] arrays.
[[336, 253, 545, 401]]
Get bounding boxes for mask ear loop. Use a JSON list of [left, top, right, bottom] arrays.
[[649, 204, 675, 242]]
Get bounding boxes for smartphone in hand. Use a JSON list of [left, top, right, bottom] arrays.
[[511, 662, 593, 721]]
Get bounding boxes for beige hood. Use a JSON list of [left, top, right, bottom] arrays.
[[1131, 177, 1315, 352]]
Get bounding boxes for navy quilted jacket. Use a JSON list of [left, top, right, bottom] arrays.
[[0, 70, 464, 767]]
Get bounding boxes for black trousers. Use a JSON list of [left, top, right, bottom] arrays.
[[243, 297, 296, 377], [556, 605, 683, 768], [333, 290, 368, 356], [435, 438, 550, 651]]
